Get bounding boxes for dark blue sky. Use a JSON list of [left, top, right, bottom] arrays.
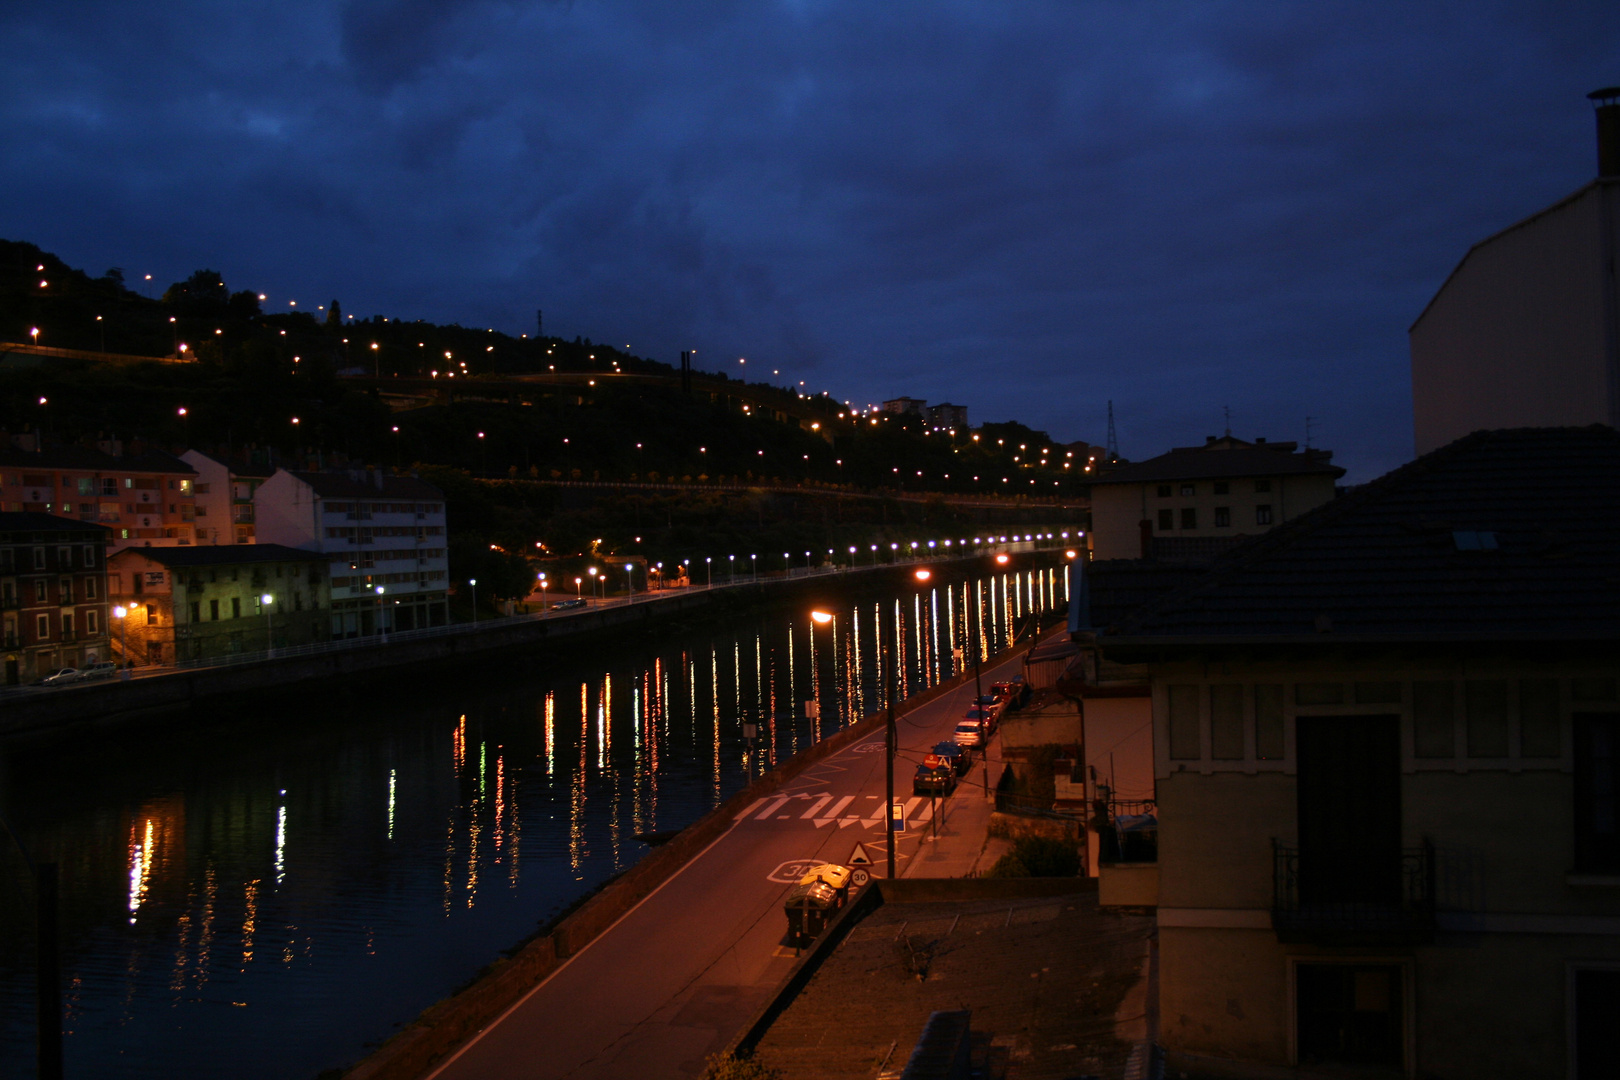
[[3, 2, 1617, 481]]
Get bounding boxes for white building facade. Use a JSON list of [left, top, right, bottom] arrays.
[[252, 470, 449, 636]]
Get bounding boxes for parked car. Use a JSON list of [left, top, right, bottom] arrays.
[[952, 719, 984, 748], [913, 760, 957, 796], [34, 667, 80, 687], [551, 598, 588, 610], [964, 705, 998, 733], [79, 661, 119, 681], [930, 741, 969, 775]]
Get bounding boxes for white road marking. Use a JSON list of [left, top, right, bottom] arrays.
[[753, 796, 791, 820], [801, 794, 833, 818]]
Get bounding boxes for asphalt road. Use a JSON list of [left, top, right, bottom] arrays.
[[424, 654, 1024, 1080]]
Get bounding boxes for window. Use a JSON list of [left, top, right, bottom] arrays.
[[195, 482, 210, 494], [35, 581, 49, 604], [61, 613, 73, 638], [1520, 680, 1561, 757], [1256, 504, 1274, 525], [1255, 479, 1272, 492], [1466, 680, 1510, 757], [189, 601, 200, 623], [179, 479, 192, 495], [101, 478, 117, 496], [1213, 481, 1229, 495], [231, 597, 241, 619], [35, 613, 50, 638], [145, 604, 155, 622], [76, 478, 93, 495], [85, 610, 98, 634], [81, 545, 96, 566], [33, 548, 45, 569], [1413, 681, 1455, 758], [1214, 506, 1231, 527], [1155, 484, 1171, 497], [1255, 684, 1285, 759], [1157, 508, 1173, 532], [1210, 685, 1244, 759], [1179, 483, 1194, 496], [1180, 507, 1197, 530], [1168, 684, 1200, 759], [84, 577, 97, 600], [60, 579, 72, 605], [1574, 713, 1620, 873], [1296, 964, 1404, 1067], [209, 599, 219, 621]]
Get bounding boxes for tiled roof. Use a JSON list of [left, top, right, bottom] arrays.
[[108, 543, 324, 567], [0, 447, 196, 475], [286, 471, 444, 500], [0, 512, 110, 535], [1088, 440, 1343, 485], [1105, 427, 1620, 643]]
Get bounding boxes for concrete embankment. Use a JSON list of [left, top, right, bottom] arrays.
[[2, 587, 733, 739], [341, 637, 1032, 1080]]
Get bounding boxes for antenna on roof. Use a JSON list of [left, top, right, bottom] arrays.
[[1305, 416, 1315, 450], [1106, 401, 1119, 462], [1223, 405, 1231, 438]]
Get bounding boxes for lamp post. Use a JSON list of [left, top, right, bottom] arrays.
[[587, 566, 597, 603], [538, 573, 547, 614], [113, 605, 127, 665], [469, 578, 477, 625], [375, 586, 386, 642], [574, 576, 582, 599], [705, 557, 712, 587], [624, 563, 634, 604], [728, 554, 735, 583], [261, 594, 273, 655], [750, 553, 757, 582]]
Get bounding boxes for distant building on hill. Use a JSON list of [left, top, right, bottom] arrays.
[[253, 469, 449, 635], [0, 445, 198, 550], [881, 397, 927, 419], [108, 543, 328, 665], [1409, 88, 1620, 454], [927, 402, 968, 429], [180, 450, 274, 545], [1087, 436, 1343, 562], [0, 512, 111, 683]]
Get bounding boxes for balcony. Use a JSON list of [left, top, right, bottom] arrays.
[[1272, 838, 1435, 946]]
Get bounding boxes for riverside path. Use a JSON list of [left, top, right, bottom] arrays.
[[420, 653, 1026, 1080]]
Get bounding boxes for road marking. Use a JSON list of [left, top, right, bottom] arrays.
[[801, 794, 833, 818], [734, 799, 767, 822], [813, 795, 855, 826], [753, 796, 791, 820]]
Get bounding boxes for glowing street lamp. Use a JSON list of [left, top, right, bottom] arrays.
[[470, 578, 478, 624], [261, 594, 274, 653], [113, 604, 127, 663]]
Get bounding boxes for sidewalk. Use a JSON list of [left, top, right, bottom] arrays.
[[899, 730, 1011, 880]]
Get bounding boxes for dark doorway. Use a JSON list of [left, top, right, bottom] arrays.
[[1297, 963, 1404, 1067], [1296, 715, 1401, 904], [1575, 968, 1620, 1078]]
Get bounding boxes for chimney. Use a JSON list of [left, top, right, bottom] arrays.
[[1590, 86, 1620, 178]]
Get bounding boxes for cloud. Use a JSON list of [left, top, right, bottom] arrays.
[[1, 0, 1617, 480]]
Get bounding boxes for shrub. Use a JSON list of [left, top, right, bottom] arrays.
[[989, 835, 1080, 878], [701, 1053, 783, 1080]]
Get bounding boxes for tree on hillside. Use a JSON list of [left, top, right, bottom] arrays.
[[162, 269, 229, 318], [325, 299, 342, 330]]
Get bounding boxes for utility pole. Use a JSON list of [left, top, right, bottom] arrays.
[[1106, 401, 1120, 463]]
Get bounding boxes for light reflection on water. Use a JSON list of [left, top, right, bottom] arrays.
[[0, 565, 1066, 1079]]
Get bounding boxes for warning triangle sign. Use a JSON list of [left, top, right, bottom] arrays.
[[848, 842, 872, 866]]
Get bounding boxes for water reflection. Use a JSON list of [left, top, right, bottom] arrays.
[[0, 563, 1067, 1079]]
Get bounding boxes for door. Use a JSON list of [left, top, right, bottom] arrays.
[[1297, 963, 1404, 1067], [1296, 716, 1401, 905]]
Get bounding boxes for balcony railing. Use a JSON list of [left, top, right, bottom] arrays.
[[1272, 838, 1435, 945]]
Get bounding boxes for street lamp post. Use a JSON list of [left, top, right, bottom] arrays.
[[375, 586, 386, 642], [470, 578, 477, 625], [575, 576, 583, 599], [538, 573, 547, 614], [750, 554, 757, 582], [624, 563, 634, 604], [588, 566, 597, 603], [113, 605, 127, 665], [705, 557, 712, 587], [728, 554, 735, 583], [261, 594, 274, 655]]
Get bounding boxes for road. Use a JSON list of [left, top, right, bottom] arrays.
[[424, 654, 1022, 1080]]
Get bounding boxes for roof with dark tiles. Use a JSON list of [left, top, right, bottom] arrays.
[[1088, 435, 1344, 485], [108, 543, 324, 568], [0, 512, 110, 536], [1103, 426, 1620, 644]]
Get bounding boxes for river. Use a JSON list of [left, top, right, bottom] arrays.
[[0, 561, 1069, 1078]]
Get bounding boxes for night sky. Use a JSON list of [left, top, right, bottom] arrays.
[[3, 2, 1617, 481]]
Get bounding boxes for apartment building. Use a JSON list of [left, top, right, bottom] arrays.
[[180, 450, 274, 545], [0, 447, 199, 550], [1087, 435, 1343, 562], [1410, 89, 1620, 454], [1100, 427, 1620, 1079], [252, 469, 449, 635], [108, 544, 329, 664], [0, 512, 112, 683]]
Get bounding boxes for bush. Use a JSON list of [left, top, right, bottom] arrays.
[[988, 835, 1080, 878], [701, 1053, 783, 1080]]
